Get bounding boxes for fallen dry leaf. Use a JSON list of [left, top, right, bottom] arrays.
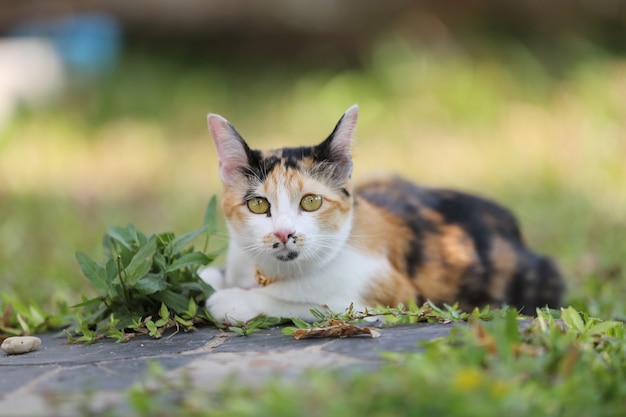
[[293, 319, 381, 340], [471, 322, 497, 354]]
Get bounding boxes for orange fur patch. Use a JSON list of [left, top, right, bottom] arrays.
[[414, 225, 482, 307], [487, 236, 518, 301], [222, 187, 248, 227], [351, 196, 419, 307]]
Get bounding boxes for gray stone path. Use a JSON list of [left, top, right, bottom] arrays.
[[0, 323, 458, 416]]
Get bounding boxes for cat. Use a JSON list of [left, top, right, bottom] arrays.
[[200, 104, 564, 323]]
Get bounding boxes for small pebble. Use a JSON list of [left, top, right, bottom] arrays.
[[1, 336, 42, 355]]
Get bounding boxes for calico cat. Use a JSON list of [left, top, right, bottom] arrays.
[[200, 105, 564, 323]]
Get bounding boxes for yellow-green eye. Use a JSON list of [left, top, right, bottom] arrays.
[[300, 194, 323, 212], [247, 197, 270, 214]]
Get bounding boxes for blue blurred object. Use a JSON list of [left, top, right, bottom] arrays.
[[10, 12, 122, 76]]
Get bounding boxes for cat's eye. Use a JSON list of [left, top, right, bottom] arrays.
[[247, 197, 270, 214], [300, 194, 323, 212]]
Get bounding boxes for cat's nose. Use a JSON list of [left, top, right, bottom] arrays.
[[274, 229, 295, 244]]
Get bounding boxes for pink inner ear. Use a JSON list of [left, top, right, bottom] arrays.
[[207, 114, 248, 185], [332, 104, 359, 159]]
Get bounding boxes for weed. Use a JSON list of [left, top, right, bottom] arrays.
[[282, 300, 494, 337], [66, 197, 222, 343]]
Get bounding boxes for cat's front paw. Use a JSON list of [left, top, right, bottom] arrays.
[[205, 288, 263, 323], [198, 267, 226, 290]]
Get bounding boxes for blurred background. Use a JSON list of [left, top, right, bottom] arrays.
[[0, 0, 625, 319]]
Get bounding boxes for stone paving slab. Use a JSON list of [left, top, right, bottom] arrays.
[[0, 323, 461, 416]]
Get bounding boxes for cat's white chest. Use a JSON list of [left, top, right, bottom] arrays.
[[202, 241, 390, 322]]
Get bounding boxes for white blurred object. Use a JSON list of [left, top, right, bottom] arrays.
[[0, 38, 66, 127]]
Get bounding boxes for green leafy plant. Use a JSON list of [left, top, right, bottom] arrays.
[[68, 197, 221, 343], [0, 296, 68, 338], [228, 316, 281, 336]]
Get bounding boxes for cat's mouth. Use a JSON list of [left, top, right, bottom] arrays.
[[276, 251, 299, 262]]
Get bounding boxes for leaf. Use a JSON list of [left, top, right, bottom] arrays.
[[247, 316, 280, 329], [229, 326, 246, 336], [159, 303, 170, 321], [310, 308, 327, 321], [107, 225, 137, 250], [586, 320, 622, 336], [16, 313, 30, 333], [104, 258, 117, 284], [145, 320, 161, 338], [184, 298, 198, 318], [203, 195, 218, 235], [153, 290, 190, 314], [444, 303, 461, 319], [156, 232, 175, 250], [471, 321, 497, 354], [27, 305, 46, 327], [562, 306, 586, 334], [123, 235, 158, 285], [71, 296, 103, 309], [178, 281, 214, 299], [76, 252, 108, 292], [153, 251, 167, 271], [205, 247, 225, 260], [291, 320, 381, 339], [291, 317, 311, 329], [282, 327, 297, 336], [504, 307, 521, 344], [165, 252, 211, 273], [135, 230, 148, 246], [174, 315, 194, 327], [154, 318, 168, 327], [134, 273, 168, 295], [166, 227, 207, 258]]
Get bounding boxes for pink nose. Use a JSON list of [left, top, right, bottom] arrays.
[[274, 229, 294, 244]]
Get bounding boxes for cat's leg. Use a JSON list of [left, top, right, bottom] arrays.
[[206, 287, 319, 323], [198, 267, 226, 290], [199, 241, 257, 291]]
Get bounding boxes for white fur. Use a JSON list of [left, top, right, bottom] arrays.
[[201, 242, 390, 322]]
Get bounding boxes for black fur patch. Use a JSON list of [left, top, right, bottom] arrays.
[[284, 157, 300, 170], [243, 153, 281, 182], [282, 146, 313, 160], [357, 181, 435, 276], [277, 251, 299, 262]]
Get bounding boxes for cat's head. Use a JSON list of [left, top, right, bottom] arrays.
[[207, 105, 358, 271]]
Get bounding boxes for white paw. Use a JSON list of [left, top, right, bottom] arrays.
[[198, 266, 226, 290], [205, 288, 263, 323]]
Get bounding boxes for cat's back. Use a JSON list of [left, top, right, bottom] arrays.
[[353, 175, 563, 312], [355, 175, 522, 241]]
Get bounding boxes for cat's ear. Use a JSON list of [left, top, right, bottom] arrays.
[[315, 104, 358, 179], [207, 113, 250, 186]]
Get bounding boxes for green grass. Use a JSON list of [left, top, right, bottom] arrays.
[[0, 33, 625, 416]]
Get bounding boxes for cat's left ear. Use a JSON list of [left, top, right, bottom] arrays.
[[315, 104, 359, 179], [207, 113, 251, 186]]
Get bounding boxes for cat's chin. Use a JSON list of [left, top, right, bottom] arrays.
[[276, 251, 299, 262]]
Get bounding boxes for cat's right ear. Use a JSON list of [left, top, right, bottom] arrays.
[[314, 104, 359, 180], [207, 114, 250, 186]]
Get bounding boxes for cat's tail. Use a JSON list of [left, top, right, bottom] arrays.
[[507, 254, 565, 314]]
